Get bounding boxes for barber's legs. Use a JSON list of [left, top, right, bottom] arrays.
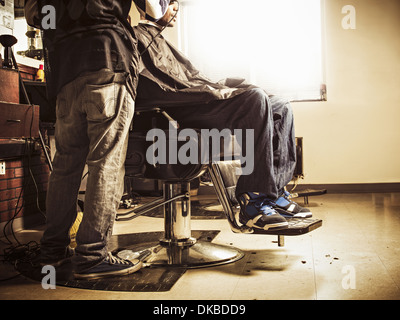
[[41, 70, 135, 272], [40, 76, 90, 264]]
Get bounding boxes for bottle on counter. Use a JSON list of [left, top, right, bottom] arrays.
[[36, 64, 45, 81]]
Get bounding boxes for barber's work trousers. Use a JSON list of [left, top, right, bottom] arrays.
[[40, 69, 135, 272], [169, 88, 296, 201]]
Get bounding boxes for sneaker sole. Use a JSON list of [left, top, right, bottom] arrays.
[[275, 208, 313, 218], [251, 221, 289, 231], [74, 260, 143, 280], [293, 212, 312, 218], [240, 216, 289, 231]]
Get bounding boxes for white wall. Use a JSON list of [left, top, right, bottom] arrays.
[[293, 0, 400, 184]]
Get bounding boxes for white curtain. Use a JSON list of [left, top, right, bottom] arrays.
[[177, 0, 324, 101]]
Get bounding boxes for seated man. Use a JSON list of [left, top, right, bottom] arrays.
[[133, 1, 311, 232]]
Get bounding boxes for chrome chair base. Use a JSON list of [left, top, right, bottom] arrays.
[[143, 241, 244, 268], [122, 180, 245, 269]]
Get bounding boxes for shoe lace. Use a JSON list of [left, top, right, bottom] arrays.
[[249, 198, 275, 215], [239, 193, 276, 216], [106, 252, 130, 265], [282, 190, 293, 199], [272, 190, 293, 208]]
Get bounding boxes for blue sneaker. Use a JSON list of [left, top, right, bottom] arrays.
[[273, 190, 312, 218], [238, 192, 288, 231], [74, 252, 142, 280]]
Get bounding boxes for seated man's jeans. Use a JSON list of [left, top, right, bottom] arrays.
[[40, 69, 135, 272], [169, 88, 296, 201]]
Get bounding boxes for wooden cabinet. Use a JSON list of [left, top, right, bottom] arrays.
[[0, 102, 39, 138], [0, 68, 19, 104]]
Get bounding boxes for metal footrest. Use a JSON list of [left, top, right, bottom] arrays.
[[229, 217, 322, 247], [251, 218, 323, 236], [291, 188, 327, 205], [208, 162, 323, 244]]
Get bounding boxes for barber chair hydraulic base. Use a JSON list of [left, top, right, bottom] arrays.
[[142, 241, 244, 268], [125, 181, 244, 268]]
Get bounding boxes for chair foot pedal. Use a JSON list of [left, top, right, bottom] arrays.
[[292, 189, 327, 198], [252, 218, 322, 236]]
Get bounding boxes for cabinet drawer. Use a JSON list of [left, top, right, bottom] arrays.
[[0, 102, 39, 138]]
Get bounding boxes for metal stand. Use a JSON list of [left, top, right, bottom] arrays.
[[141, 181, 244, 268]]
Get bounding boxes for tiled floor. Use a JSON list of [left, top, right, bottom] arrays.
[[1, 192, 400, 300]]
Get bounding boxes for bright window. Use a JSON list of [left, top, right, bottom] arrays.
[[177, 0, 325, 101]]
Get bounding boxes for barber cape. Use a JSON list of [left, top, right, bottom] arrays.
[[134, 23, 258, 109]]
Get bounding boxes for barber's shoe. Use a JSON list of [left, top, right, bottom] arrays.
[[74, 252, 142, 280], [273, 190, 312, 218], [238, 192, 289, 231]]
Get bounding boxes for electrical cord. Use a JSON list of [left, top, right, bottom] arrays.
[[1, 140, 44, 246], [0, 240, 41, 282], [0, 137, 47, 277], [0, 163, 43, 282]]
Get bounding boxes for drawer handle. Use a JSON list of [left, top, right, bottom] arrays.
[[7, 119, 21, 123]]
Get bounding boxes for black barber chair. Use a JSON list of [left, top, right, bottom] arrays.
[[117, 107, 322, 268]]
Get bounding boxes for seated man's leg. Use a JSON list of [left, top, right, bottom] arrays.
[[170, 88, 288, 230], [171, 88, 311, 227], [269, 96, 312, 218], [269, 96, 296, 192]]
